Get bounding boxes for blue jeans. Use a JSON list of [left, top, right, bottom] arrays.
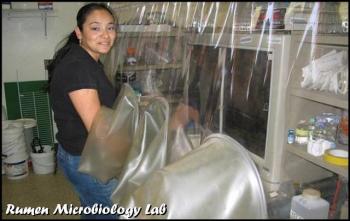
[[57, 144, 118, 219]]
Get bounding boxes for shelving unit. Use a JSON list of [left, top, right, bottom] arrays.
[[118, 30, 184, 38], [290, 88, 348, 109], [285, 32, 348, 182], [2, 9, 55, 15], [121, 63, 182, 72], [286, 144, 348, 178], [2, 9, 56, 37]]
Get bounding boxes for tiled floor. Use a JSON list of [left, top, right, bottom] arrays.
[[2, 166, 80, 219]]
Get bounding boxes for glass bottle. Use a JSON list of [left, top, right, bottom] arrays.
[[288, 129, 295, 144]]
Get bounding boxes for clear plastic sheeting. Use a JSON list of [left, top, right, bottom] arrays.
[[106, 85, 198, 201], [78, 85, 139, 183], [110, 91, 171, 201], [167, 126, 194, 164], [79, 83, 197, 184], [116, 134, 267, 219], [300, 49, 348, 94]]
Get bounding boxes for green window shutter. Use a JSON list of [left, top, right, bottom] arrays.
[[4, 81, 54, 146]]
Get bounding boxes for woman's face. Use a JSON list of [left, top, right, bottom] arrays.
[[75, 9, 116, 61]]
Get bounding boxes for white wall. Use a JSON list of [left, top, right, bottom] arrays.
[[2, 2, 85, 107]]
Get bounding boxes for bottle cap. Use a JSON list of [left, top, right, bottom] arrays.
[[309, 117, 315, 124], [127, 47, 136, 56], [302, 188, 321, 199]]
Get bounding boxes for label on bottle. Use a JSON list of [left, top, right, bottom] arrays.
[[290, 209, 303, 219], [127, 57, 137, 65]]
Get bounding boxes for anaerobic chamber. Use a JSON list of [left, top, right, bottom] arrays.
[[95, 1, 348, 218], [102, 3, 294, 192]]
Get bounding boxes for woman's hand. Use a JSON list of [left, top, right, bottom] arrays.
[[170, 103, 199, 129]]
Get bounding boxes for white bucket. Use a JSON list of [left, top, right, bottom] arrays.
[[2, 141, 26, 158], [4, 149, 28, 164], [2, 121, 26, 158], [30, 145, 56, 175], [4, 150, 29, 180], [15, 118, 37, 155]]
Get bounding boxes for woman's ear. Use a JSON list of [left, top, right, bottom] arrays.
[[74, 27, 82, 41]]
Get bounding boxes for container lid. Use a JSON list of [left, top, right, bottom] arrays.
[[302, 188, 321, 199], [2, 121, 24, 136], [15, 118, 37, 129], [10, 121, 24, 129]]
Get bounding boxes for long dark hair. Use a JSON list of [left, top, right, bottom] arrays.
[[46, 3, 116, 92]]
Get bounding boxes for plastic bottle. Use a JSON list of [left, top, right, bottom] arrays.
[[295, 120, 309, 145], [126, 47, 137, 65], [314, 113, 340, 142], [290, 188, 330, 219]]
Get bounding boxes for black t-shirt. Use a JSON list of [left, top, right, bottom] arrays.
[[50, 44, 116, 155]]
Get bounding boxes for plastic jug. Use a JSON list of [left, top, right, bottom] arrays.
[[290, 188, 329, 219]]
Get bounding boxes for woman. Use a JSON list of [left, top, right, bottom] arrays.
[[48, 3, 118, 219]]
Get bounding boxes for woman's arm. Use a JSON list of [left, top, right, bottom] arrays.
[[69, 89, 100, 132]]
